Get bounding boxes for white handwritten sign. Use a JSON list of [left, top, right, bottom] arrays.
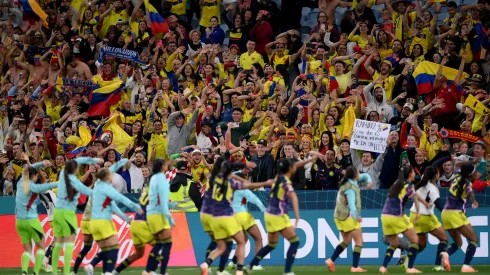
[[351, 119, 390, 153]]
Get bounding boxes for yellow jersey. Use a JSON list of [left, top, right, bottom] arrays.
[[240, 51, 264, 70]]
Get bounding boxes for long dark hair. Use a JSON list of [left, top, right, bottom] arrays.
[[152, 158, 166, 174], [339, 166, 357, 188], [456, 164, 474, 196], [209, 155, 225, 187], [272, 158, 294, 193], [63, 160, 78, 201], [388, 165, 413, 198], [416, 166, 438, 190]]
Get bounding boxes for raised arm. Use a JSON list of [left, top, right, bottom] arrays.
[[68, 174, 93, 196], [109, 158, 129, 173]]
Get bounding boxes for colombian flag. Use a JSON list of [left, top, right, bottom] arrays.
[[93, 113, 135, 154], [64, 126, 92, 159], [144, 0, 169, 34], [88, 75, 124, 117], [412, 61, 469, 95], [20, 0, 49, 28]]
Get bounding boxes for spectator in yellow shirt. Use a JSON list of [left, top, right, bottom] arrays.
[[240, 40, 265, 70], [348, 21, 375, 49]]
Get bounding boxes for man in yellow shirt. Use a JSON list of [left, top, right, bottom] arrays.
[[240, 40, 265, 70], [265, 40, 302, 69], [168, 0, 187, 20]]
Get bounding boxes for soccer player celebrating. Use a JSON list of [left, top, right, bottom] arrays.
[[51, 157, 102, 275], [326, 166, 371, 272], [441, 164, 479, 273], [89, 160, 142, 275], [114, 183, 154, 275], [379, 165, 422, 274], [144, 159, 175, 275], [248, 156, 317, 275], [16, 161, 58, 275], [200, 160, 271, 275], [83, 160, 130, 275], [409, 166, 450, 271], [228, 171, 267, 272]]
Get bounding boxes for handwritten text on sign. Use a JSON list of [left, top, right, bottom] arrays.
[[351, 119, 390, 153]]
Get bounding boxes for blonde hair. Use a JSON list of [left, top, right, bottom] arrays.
[[22, 165, 30, 195]]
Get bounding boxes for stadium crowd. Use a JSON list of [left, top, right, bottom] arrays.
[[1, 0, 490, 196]]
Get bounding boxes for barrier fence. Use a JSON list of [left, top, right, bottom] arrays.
[[1, 190, 489, 267]]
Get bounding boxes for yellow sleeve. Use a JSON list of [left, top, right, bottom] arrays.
[[318, 111, 326, 134], [258, 54, 265, 68], [348, 34, 358, 42], [165, 52, 179, 72]]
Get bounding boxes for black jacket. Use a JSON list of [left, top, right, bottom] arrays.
[[170, 173, 202, 211], [378, 144, 405, 189], [251, 152, 274, 183]]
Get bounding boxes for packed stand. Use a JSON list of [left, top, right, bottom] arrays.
[[1, 0, 490, 196]]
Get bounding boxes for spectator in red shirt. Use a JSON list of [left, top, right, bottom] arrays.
[[431, 52, 466, 130], [249, 10, 273, 56]]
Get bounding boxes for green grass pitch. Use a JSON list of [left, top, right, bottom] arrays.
[[0, 265, 489, 275]]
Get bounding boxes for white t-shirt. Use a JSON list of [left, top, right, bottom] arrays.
[[128, 163, 144, 193], [112, 173, 128, 193], [39, 190, 57, 221], [410, 182, 439, 215]]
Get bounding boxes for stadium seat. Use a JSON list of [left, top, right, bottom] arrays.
[[301, 7, 311, 24], [309, 11, 319, 21], [298, 26, 312, 35], [303, 19, 318, 29], [438, 13, 449, 25], [373, 9, 381, 21], [220, 24, 229, 33], [301, 34, 310, 42], [335, 6, 347, 15], [272, 0, 282, 7]]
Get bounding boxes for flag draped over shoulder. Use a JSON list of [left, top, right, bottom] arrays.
[[412, 61, 468, 94], [65, 126, 92, 159], [144, 0, 169, 34], [343, 106, 356, 139], [464, 94, 490, 133], [20, 0, 49, 27], [88, 75, 124, 117], [93, 113, 135, 154]]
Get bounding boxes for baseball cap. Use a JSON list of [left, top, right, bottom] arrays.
[[475, 140, 487, 149], [191, 149, 202, 155], [176, 160, 187, 170], [403, 103, 414, 111], [257, 139, 268, 146]]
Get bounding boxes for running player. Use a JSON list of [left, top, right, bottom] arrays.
[[114, 176, 155, 274], [144, 158, 175, 275], [248, 156, 317, 275], [16, 161, 58, 275], [51, 157, 102, 275], [409, 166, 450, 271], [73, 164, 96, 275], [90, 160, 142, 275], [228, 171, 266, 272], [379, 165, 422, 274], [326, 166, 371, 272], [38, 175, 57, 272], [200, 155, 232, 275], [441, 164, 479, 273], [200, 160, 272, 275], [81, 159, 129, 275]]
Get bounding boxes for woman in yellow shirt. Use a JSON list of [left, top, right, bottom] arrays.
[[348, 21, 375, 49], [413, 118, 443, 161], [410, 44, 425, 67], [377, 30, 393, 60]]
